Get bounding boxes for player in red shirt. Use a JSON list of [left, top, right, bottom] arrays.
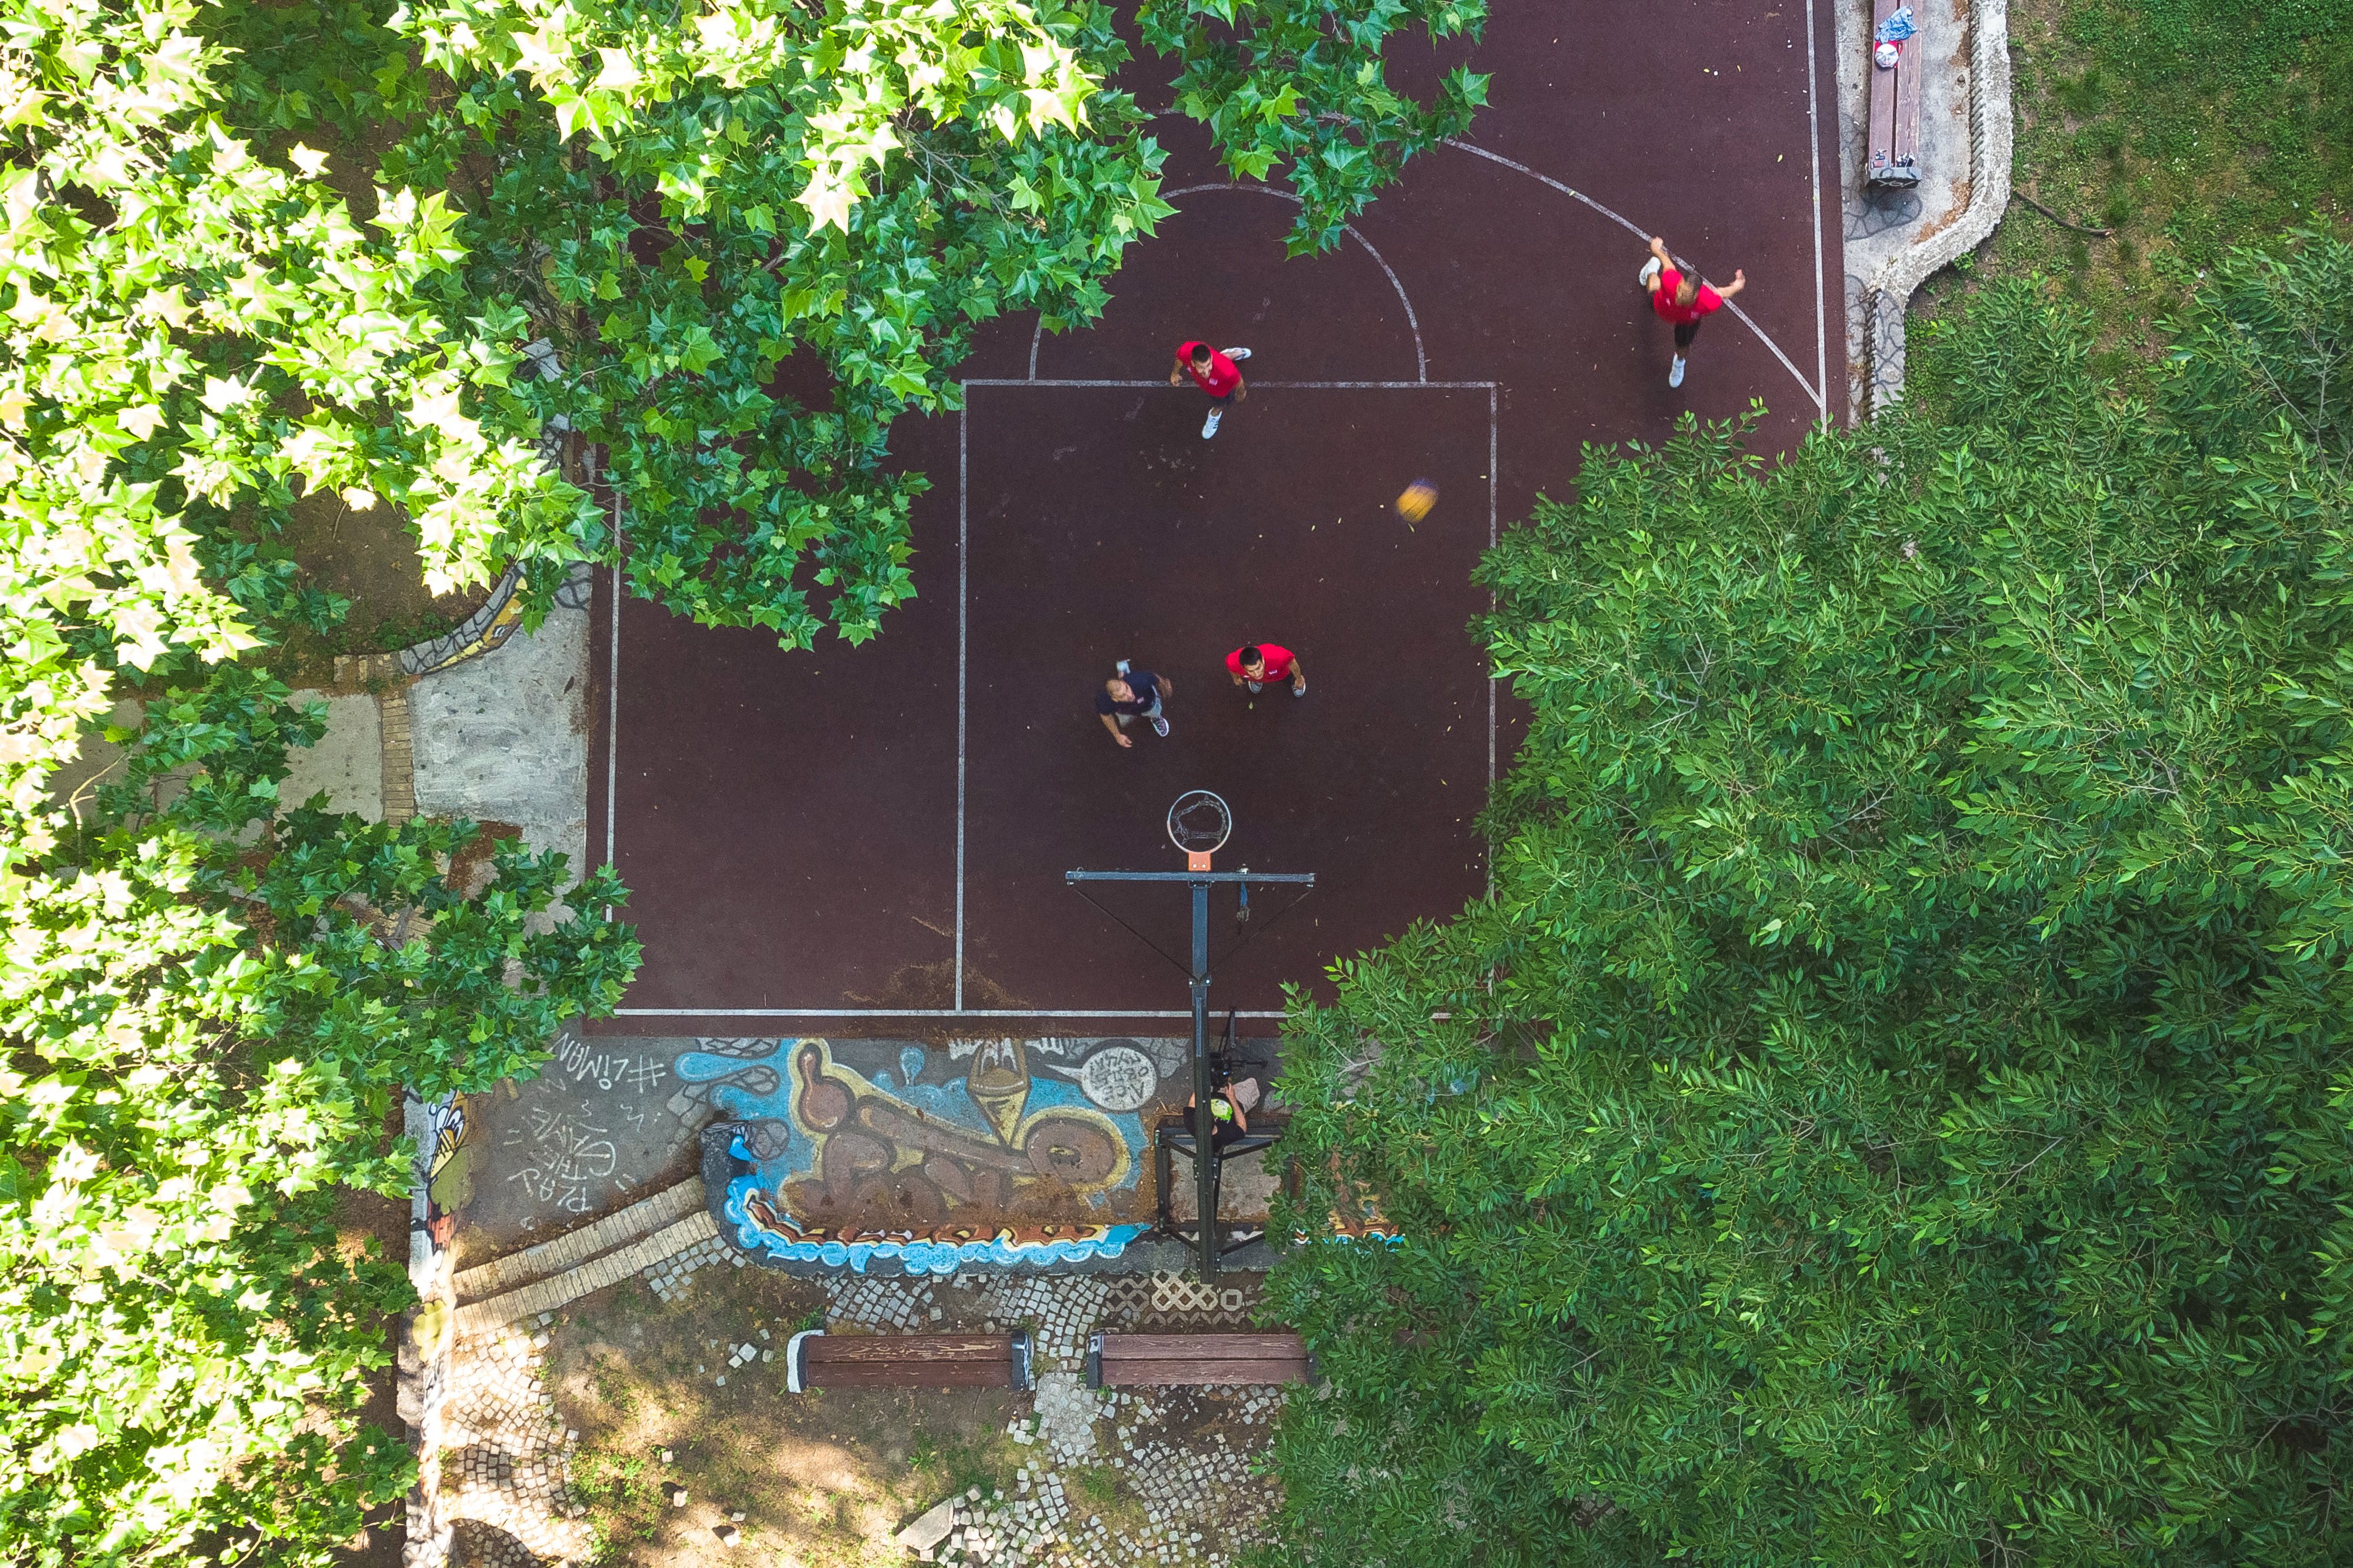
[[1640, 236, 1745, 390], [1169, 341, 1252, 439], [1227, 642, 1307, 699]]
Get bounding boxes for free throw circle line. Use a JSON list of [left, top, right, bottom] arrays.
[[1026, 182, 1429, 384]]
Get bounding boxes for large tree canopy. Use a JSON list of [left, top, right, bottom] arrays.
[[0, 1, 638, 1562], [1262, 237, 2353, 1567], [205, 0, 1481, 645]]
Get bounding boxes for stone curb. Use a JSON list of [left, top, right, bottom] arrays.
[[400, 1093, 460, 1568], [452, 1177, 706, 1303], [451, 1203, 719, 1336], [396, 563, 526, 679], [1862, 0, 2013, 415]]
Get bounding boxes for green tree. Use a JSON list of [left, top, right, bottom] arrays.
[[0, 1, 639, 1561], [1261, 238, 2353, 1567], [1141, 0, 1489, 256], [204, 0, 1169, 646], [367, 0, 1175, 645], [206, 0, 1485, 646]]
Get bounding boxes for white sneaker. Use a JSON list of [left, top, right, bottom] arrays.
[[1668, 356, 1687, 389], [1202, 407, 1222, 438], [1151, 715, 1170, 737], [1639, 257, 1662, 289], [1223, 347, 1251, 360]]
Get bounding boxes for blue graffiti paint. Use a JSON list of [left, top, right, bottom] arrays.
[[722, 1166, 1148, 1275], [676, 1039, 1150, 1198]]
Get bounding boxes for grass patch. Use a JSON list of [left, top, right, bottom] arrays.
[[1915, 0, 2351, 391], [1062, 1459, 1152, 1541]]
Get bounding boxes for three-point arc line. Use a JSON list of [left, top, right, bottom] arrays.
[[1438, 139, 1828, 422], [1021, 147, 1827, 423], [1028, 182, 1429, 385]]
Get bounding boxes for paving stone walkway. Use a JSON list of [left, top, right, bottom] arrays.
[[437, 1267, 1285, 1567], [846, 1272, 1282, 1568], [443, 1320, 594, 1568]]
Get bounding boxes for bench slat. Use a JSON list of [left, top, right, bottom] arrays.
[[806, 1361, 1018, 1389], [1101, 1357, 1309, 1387], [804, 1335, 1012, 1365], [1097, 1334, 1302, 1360], [1866, 0, 1924, 186], [1893, 51, 1922, 165]]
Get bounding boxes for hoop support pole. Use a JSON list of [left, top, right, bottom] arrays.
[[1065, 866, 1314, 1280], [1189, 878, 1217, 1280], [1065, 871, 1314, 885]]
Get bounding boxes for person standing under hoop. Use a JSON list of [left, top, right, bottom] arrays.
[[1096, 659, 1174, 748], [1169, 340, 1252, 439], [1226, 642, 1307, 700], [1641, 236, 1744, 390]]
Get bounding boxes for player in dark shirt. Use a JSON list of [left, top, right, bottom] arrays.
[[1095, 662, 1174, 748], [1188, 1082, 1252, 1149]]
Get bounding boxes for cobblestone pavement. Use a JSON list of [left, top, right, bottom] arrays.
[[444, 1320, 593, 1567], [828, 1273, 1284, 1568], [643, 1227, 745, 1303], [438, 1267, 1284, 1567]]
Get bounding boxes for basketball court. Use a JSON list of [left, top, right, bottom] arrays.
[[584, 0, 1845, 1035]]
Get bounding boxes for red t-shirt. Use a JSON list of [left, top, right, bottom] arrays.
[[1649, 269, 1725, 326], [1177, 342, 1242, 398], [1227, 644, 1297, 682]]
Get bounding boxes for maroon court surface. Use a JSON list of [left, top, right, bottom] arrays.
[[585, 0, 1844, 1033]]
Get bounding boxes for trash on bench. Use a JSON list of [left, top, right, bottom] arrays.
[[785, 1329, 1034, 1392], [1085, 1332, 1312, 1389], [1868, 0, 1924, 188]]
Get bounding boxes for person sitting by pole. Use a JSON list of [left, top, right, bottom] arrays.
[[1188, 1080, 1255, 1151]]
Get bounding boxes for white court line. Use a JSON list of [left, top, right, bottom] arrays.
[[958, 377, 1498, 1012], [955, 403, 969, 1011], [604, 489, 621, 873], [1441, 138, 1827, 423], [1807, 0, 1829, 425], [969, 378, 1492, 390], [618, 1008, 1291, 1020], [1487, 383, 1497, 901], [1025, 183, 1429, 383], [607, 379, 1496, 1022]]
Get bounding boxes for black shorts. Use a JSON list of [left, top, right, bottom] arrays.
[[1674, 319, 1701, 350]]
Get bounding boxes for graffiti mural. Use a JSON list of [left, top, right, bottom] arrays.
[[421, 1093, 473, 1247], [679, 1036, 1189, 1272]]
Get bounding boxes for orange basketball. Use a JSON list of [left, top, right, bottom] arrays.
[[1396, 480, 1438, 523]]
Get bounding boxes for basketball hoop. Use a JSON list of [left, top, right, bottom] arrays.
[[1166, 790, 1231, 872]]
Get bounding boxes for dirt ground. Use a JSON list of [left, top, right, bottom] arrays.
[[336, 1129, 420, 1568], [274, 490, 482, 683], [545, 1264, 1004, 1566], [476, 1258, 1282, 1568]]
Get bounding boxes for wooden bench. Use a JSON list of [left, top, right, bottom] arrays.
[[786, 1330, 1032, 1392], [1085, 1332, 1311, 1389], [1867, 0, 1923, 188]]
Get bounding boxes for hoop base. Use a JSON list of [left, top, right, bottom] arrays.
[[1187, 850, 1213, 872]]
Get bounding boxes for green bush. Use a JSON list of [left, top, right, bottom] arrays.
[[1261, 237, 2353, 1567]]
